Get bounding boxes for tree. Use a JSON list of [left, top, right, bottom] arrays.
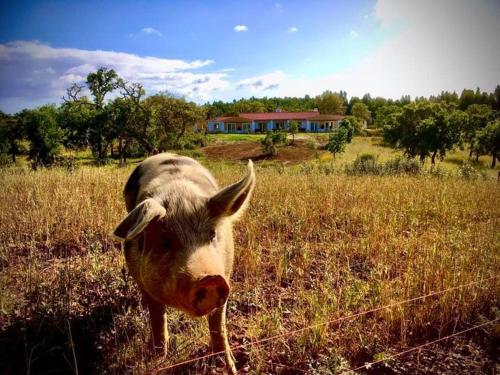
[[493, 85, 500, 111], [325, 127, 348, 160], [0, 112, 23, 163], [375, 105, 402, 128], [288, 120, 299, 144], [315, 91, 345, 114], [108, 97, 136, 165], [261, 131, 287, 156], [351, 102, 371, 127], [145, 94, 206, 151], [415, 109, 464, 164], [22, 105, 64, 168], [64, 67, 121, 161], [338, 118, 354, 142], [475, 119, 500, 168], [465, 104, 493, 159], [383, 101, 463, 164], [58, 99, 94, 149]]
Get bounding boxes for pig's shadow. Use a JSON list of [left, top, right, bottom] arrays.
[[0, 296, 139, 375]]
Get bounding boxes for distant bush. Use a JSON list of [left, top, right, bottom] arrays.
[[317, 162, 336, 175], [384, 157, 421, 175], [261, 131, 288, 156], [457, 162, 487, 180], [345, 153, 382, 175], [346, 155, 424, 176], [426, 166, 452, 178]]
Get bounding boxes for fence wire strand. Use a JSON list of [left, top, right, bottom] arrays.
[[343, 317, 499, 374], [151, 275, 498, 373]]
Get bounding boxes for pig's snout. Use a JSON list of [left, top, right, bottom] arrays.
[[189, 275, 229, 316]]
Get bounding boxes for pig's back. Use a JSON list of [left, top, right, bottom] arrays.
[[123, 153, 218, 212]]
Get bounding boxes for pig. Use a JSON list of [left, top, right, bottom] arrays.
[[113, 153, 255, 374]]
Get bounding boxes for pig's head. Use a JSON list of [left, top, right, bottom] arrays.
[[113, 161, 255, 317]]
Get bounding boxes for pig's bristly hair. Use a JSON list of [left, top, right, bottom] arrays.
[[207, 160, 255, 221]]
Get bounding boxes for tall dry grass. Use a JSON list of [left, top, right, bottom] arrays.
[[0, 162, 499, 374]]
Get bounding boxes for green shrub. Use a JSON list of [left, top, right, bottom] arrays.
[[261, 132, 288, 156], [346, 153, 382, 175], [317, 162, 336, 175], [384, 157, 421, 175], [457, 162, 483, 180]]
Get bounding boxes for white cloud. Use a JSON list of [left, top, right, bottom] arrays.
[[141, 27, 162, 37], [246, 0, 500, 100], [234, 25, 248, 32], [0, 40, 228, 111], [349, 30, 358, 38], [236, 71, 285, 91], [288, 27, 298, 33]]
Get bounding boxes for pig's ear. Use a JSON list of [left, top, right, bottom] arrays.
[[113, 198, 166, 240], [208, 160, 255, 220]]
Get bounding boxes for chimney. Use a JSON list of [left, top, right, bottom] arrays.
[[313, 108, 319, 112], [275, 107, 282, 113]]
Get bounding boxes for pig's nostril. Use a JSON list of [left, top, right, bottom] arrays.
[[190, 275, 230, 315], [194, 287, 207, 302]]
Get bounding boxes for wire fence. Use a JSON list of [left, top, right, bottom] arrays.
[[151, 275, 498, 374]]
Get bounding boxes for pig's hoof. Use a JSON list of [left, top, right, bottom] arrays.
[[225, 350, 237, 375]]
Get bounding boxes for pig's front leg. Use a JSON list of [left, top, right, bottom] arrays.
[[142, 291, 168, 356], [208, 303, 237, 374]]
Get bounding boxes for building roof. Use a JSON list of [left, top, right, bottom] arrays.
[[209, 111, 343, 122], [214, 116, 253, 123]]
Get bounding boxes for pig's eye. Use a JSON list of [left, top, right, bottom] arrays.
[[209, 229, 217, 242], [162, 238, 171, 250]]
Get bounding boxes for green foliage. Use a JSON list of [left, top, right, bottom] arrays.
[[346, 155, 422, 176], [315, 90, 345, 114], [58, 100, 94, 149], [457, 162, 483, 180], [261, 131, 288, 156], [338, 118, 354, 142], [383, 101, 464, 164], [325, 127, 348, 159], [351, 102, 371, 123], [374, 104, 402, 128], [0, 112, 24, 163], [346, 153, 380, 174], [383, 156, 422, 175], [475, 119, 500, 167], [86, 67, 120, 109], [145, 94, 206, 151], [288, 120, 300, 144], [204, 95, 317, 119], [465, 104, 494, 159], [22, 105, 64, 168]]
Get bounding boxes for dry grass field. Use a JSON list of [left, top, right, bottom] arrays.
[[1, 139, 499, 374]]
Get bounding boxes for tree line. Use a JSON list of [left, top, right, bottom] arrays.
[[0, 66, 499, 168], [0, 67, 206, 167]]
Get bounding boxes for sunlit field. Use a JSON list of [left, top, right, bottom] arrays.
[[1, 138, 499, 374]]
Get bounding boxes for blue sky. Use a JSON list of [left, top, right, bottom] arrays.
[[1, 0, 499, 113]]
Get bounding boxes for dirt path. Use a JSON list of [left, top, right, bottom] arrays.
[[202, 139, 319, 164]]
